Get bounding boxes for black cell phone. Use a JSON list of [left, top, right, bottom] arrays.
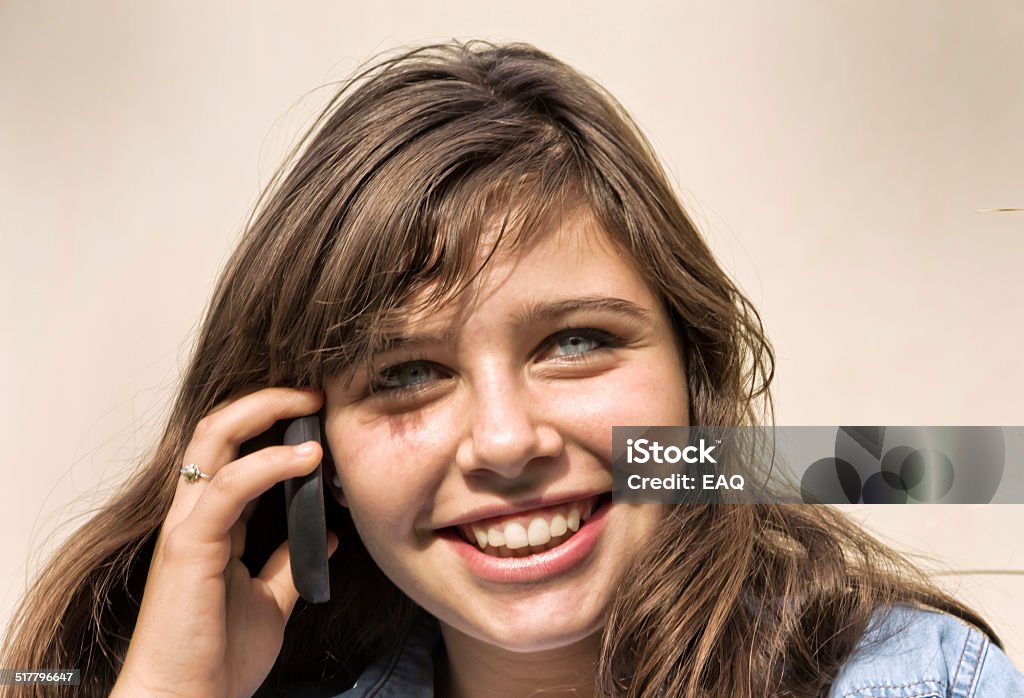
[[238, 413, 332, 604]]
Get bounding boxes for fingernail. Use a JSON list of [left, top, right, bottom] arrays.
[[294, 441, 317, 455]]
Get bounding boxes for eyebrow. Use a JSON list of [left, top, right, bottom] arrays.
[[372, 295, 652, 355]]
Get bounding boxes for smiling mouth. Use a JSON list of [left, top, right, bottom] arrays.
[[447, 493, 612, 558]]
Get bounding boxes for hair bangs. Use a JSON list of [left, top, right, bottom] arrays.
[[305, 123, 589, 386]]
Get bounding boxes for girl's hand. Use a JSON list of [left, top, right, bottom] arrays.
[[111, 387, 338, 698]]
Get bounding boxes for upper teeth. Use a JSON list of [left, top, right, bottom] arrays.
[[458, 496, 598, 551]]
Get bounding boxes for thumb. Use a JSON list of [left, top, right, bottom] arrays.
[[259, 539, 301, 619], [259, 532, 340, 618]]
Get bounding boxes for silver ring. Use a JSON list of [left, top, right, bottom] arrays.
[[180, 463, 213, 483]]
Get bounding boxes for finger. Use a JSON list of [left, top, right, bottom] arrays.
[[258, 531, 339, 618], [230, 520, 246, 559], [166, 387, 324, 528], [179, 441, 323, 544]]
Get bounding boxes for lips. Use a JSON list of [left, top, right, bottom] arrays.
[[439, 492, 614, 583]]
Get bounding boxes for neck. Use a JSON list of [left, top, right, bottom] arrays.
[[435, 621, 601, 698]]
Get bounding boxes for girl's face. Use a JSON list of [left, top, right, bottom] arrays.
[[324, 210, 689, 651]]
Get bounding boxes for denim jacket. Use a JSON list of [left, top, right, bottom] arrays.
[[279, 604, 1024, 697]]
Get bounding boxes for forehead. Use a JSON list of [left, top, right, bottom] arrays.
[[386, 206, 652, 333]]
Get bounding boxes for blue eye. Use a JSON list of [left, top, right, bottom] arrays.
[[553, 334, 599, 356], [371, 361, 441, 393], [547, 328, 621, 359]]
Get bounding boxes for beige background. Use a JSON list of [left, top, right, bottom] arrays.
[[2, 0, 1022, 669]]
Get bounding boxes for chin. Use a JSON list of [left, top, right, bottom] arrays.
[[459, 588, 609, 651]]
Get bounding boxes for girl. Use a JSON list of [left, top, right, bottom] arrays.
[[3, 40, 1022, 697]]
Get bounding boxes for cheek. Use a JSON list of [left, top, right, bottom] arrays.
[[327, 412, 450, 526], [551, 359, 689, 441]]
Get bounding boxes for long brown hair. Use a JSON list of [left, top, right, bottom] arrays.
[[1, 40, 1000, 697]]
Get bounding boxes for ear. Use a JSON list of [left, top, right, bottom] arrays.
[[318, 431, 348, 508], [328, 470, 348, 508]]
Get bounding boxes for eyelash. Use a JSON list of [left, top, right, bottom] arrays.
[[367, 327, 624, 398]]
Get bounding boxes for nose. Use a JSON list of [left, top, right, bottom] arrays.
[[454, 367, 563, 481]]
